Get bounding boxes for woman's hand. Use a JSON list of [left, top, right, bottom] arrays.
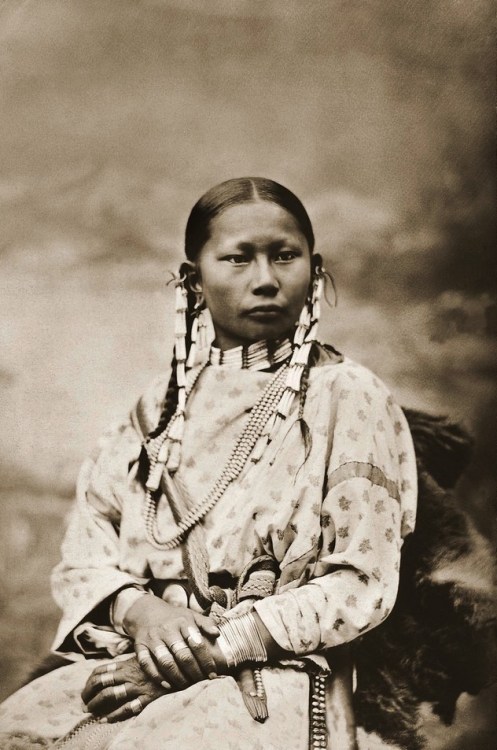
[[123, 594, 224, 689], [82, 657, 166, 723]]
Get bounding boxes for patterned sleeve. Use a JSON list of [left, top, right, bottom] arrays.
[[254, 363, 417, 655], [50, 415, 147, 658]]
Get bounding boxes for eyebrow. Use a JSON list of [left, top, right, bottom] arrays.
[[232, 239, 302, 252]]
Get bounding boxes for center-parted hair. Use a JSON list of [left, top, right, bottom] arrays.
[[184, 177, 315, 262], [143, 177, 317, 463]]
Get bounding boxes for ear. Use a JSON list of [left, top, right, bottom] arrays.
[[311, 253, 323, 273], [180, 260, 202, 294]]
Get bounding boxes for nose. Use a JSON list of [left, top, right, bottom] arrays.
[[251, 257, 279, 297]]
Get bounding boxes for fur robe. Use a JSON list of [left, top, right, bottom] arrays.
[[353, 409, 497, 749]]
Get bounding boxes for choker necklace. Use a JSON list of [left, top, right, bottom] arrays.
[[209, 338, 293, 371], [144, 268, 325, 546]]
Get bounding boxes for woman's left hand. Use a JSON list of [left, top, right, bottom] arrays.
[[82, 656, 168, 723]]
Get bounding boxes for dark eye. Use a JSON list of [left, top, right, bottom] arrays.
[[223, 254, 248, 265], [275, 249, 298, 262]]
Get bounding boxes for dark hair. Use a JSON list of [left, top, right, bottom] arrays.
[[143, 178, 315, 451], [184, 177, 315, 261]]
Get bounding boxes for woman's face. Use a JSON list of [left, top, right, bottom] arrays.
[[192, 201, 312, 350]]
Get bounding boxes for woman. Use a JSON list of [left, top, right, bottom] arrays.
[[0, 178, 418, 749]]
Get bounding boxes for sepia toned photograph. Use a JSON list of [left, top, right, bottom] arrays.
[[0, 1, 495, 748]]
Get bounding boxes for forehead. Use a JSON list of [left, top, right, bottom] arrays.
[[207, 201, 307, 247]]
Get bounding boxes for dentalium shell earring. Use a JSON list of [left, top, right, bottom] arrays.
[[249, 262, 324, 463], [186, 294, 208, 369], [145, 263, 324, 498], [163, 274, 189, 470], [143, 262, 326, 548]]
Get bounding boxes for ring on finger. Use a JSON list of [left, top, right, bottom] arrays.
[[100, 672, 115, 687], [113, 684, 127, 700], [129, 697, 142, 715], [153, 645, 171, 660], [105, 662, 118, 673], [169, 640, 189, 656], [186, 627, 203, 646]]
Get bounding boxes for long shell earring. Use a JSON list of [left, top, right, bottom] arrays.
[[145, 273, 190, 489], [166, 274, 191, 470], [250, 261, 325, 463], [186, 294, 208, 369]]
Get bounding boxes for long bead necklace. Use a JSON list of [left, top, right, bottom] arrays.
[[144, 364, 207, 492], [143, 363, 290, 550]]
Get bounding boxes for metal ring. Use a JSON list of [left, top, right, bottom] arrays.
[[113, 684, 127, 700], [186, 627, 203, 646], [129, 697, 143, 715], [106, 662, 118, 673], [100, 672, 115, 687], [153, 644, 170, 660], [169, 640, 188, 656]]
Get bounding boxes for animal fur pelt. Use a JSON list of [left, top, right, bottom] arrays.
[[353, 408, 497, 750]]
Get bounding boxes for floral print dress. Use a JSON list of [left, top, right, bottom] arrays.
[[0, 348, 417, 749]]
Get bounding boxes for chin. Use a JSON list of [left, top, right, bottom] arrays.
[[243, 324, 290, 343]]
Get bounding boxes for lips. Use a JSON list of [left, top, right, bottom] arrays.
[[246, 305, 284, 315]]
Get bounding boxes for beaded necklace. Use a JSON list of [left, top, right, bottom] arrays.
[[143, 360, 290, 550], [209, 338, 292, 371], [143, 266, 324, 549]]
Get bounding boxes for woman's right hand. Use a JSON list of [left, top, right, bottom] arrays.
[[123, 594, 222, 689]]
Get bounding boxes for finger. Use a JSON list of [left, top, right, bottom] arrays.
[[151, 643, 189, 689], [88, 681, 144, 716], [82, 679, 102, 705], [182, 625, 217, 679], [136, 645, 162, 684], [82, 660, 133, 705], [103, 695, 153, 724], [83, 658, 145, 705], [85, 684, 128, 716], [194, 612, 220, 637], [82, 673, 100, 705], [82, 669, 117, 705], [87, 687, 112, 716], [168, 634, 205, 685]]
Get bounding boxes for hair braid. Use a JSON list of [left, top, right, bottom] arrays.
[[150, 358, 179, 440], [154, 267, 198, 439], [137, 268, 197, 485], [138, 177, 317, 484]]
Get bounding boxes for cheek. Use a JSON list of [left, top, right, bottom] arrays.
[[199, 267, 221, 300], [202, 275, 237, 317], [288, 267, 312, 308]]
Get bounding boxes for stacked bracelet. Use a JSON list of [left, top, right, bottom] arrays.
[[216, 612, 268, 668]]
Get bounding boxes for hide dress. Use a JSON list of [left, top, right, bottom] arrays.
[[0, 345, 417, 750]]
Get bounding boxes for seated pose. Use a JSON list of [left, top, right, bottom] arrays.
[[0, 178, 491, 750]]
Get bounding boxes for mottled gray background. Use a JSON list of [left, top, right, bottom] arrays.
[[0, 1, 495, 746]]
